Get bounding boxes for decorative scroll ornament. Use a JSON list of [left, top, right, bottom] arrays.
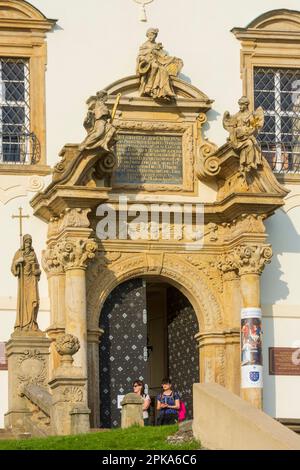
[[133, 0, 153, 22]]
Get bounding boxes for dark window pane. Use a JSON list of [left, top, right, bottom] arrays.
[[2, 61, 25, 81], [254, 70, 274, 91], [2, 106, 25, 125], [280, 73, 300, 92], [5, 82, 25, 102], [254, 91, 275, 111], [281, 116, 292, 137]]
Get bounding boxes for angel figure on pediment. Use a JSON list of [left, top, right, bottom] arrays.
[[79, 90, 116, 152], [223, 96, 264, 178]]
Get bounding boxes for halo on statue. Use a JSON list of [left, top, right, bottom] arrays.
[[133, 0, 154, 22]]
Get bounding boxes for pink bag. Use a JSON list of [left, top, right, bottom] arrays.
[[178, 401, 186, 422]]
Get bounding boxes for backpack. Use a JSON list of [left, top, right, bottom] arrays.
[[178, 401, 187, 422]]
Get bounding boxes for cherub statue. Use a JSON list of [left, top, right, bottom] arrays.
[[136, 28, 183, 100], [223, 96, 264, 178], [79, 90, 116, 152]]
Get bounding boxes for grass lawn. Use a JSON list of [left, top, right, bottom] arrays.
[[0, 425, 200, 450]]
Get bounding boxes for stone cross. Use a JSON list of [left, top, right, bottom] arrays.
[[133, 0, 153, 22], [12, 207, 30, 248]]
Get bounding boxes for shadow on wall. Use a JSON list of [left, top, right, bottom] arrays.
[[262, 208, 300, 304], [262, 207, 300, 418]]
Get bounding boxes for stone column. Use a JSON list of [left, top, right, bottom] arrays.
[[87, 328, 103, 428], [55, 239, 98, 376], [196, 332, 226, 386], [237, 244, 272, 409], [219, 260, 241, 395], [42, 249, 66, 374]]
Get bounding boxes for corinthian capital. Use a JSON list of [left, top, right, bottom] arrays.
[[55, 238, 98, 271], [235, 244, 272, 275], [42, 248, 64, 276]]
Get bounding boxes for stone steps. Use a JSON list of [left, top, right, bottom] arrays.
[[0, 429, 14, 440], [0, 429, 32, 440], [277, 419, 300, 435]]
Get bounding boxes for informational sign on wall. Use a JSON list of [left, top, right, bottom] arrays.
[[241, 308, 263, 388]]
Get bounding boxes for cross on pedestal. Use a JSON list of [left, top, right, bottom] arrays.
[[12, 207, 30, 248]]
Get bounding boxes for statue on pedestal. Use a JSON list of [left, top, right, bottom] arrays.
[[223, 96, 264, 178], [136, 28, 183, 100], [11, 234, 41, 331]]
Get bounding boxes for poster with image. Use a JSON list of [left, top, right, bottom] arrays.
[[241, 308, 263, 388]]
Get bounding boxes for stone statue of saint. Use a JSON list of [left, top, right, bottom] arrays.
[[223, 96, 264, 177], [136, 28, 183, 100], [79, 90, 116, 152], [11, 234, 41, 331]]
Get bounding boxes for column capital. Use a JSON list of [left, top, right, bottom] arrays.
[[217, 244, 272, 278], [235, 244, 272, 276], [54, 238, 98, 271], [42, 248, 64, 276]]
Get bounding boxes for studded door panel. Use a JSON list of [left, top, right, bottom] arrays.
[[99, 278, 147, 428], [167, 287, 199, 420]]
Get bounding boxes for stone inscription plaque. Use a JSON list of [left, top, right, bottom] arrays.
[[114, 133, 183, 185], [269, 347, 300, 375]]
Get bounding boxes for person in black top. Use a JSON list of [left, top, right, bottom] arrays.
[[156, 377, 180, 425]]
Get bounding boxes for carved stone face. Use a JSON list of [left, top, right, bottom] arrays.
[[147, 31, 157, 42], [23, 237, 32, 252], [239, 102, 248, 112]]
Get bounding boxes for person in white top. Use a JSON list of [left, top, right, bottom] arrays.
[[133, 380, 151, 425]]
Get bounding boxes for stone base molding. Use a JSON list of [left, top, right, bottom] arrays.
[[5, 331, 51, 432]]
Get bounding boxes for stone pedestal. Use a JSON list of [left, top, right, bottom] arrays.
[[49, 371, 90, 435], [121, 393, 144, 428], [4, 331, 51, 431], [49, 352, 90, 436]]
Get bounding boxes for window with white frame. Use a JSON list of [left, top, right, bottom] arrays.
[[0, 57, 39, 164], [254, 67, 300, 173]]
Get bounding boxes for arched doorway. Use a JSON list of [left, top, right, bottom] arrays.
[[99, 277, 199, 428]]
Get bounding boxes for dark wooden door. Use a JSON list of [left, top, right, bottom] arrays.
[[99, 278, 147, 428], [167, 287, 199, 420]]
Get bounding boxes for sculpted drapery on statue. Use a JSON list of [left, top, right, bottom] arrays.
[[79, 90, 116, 152], [136, 28, 183, 100], [223, 96, 264, 178], [11, 234, 41, 331]]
